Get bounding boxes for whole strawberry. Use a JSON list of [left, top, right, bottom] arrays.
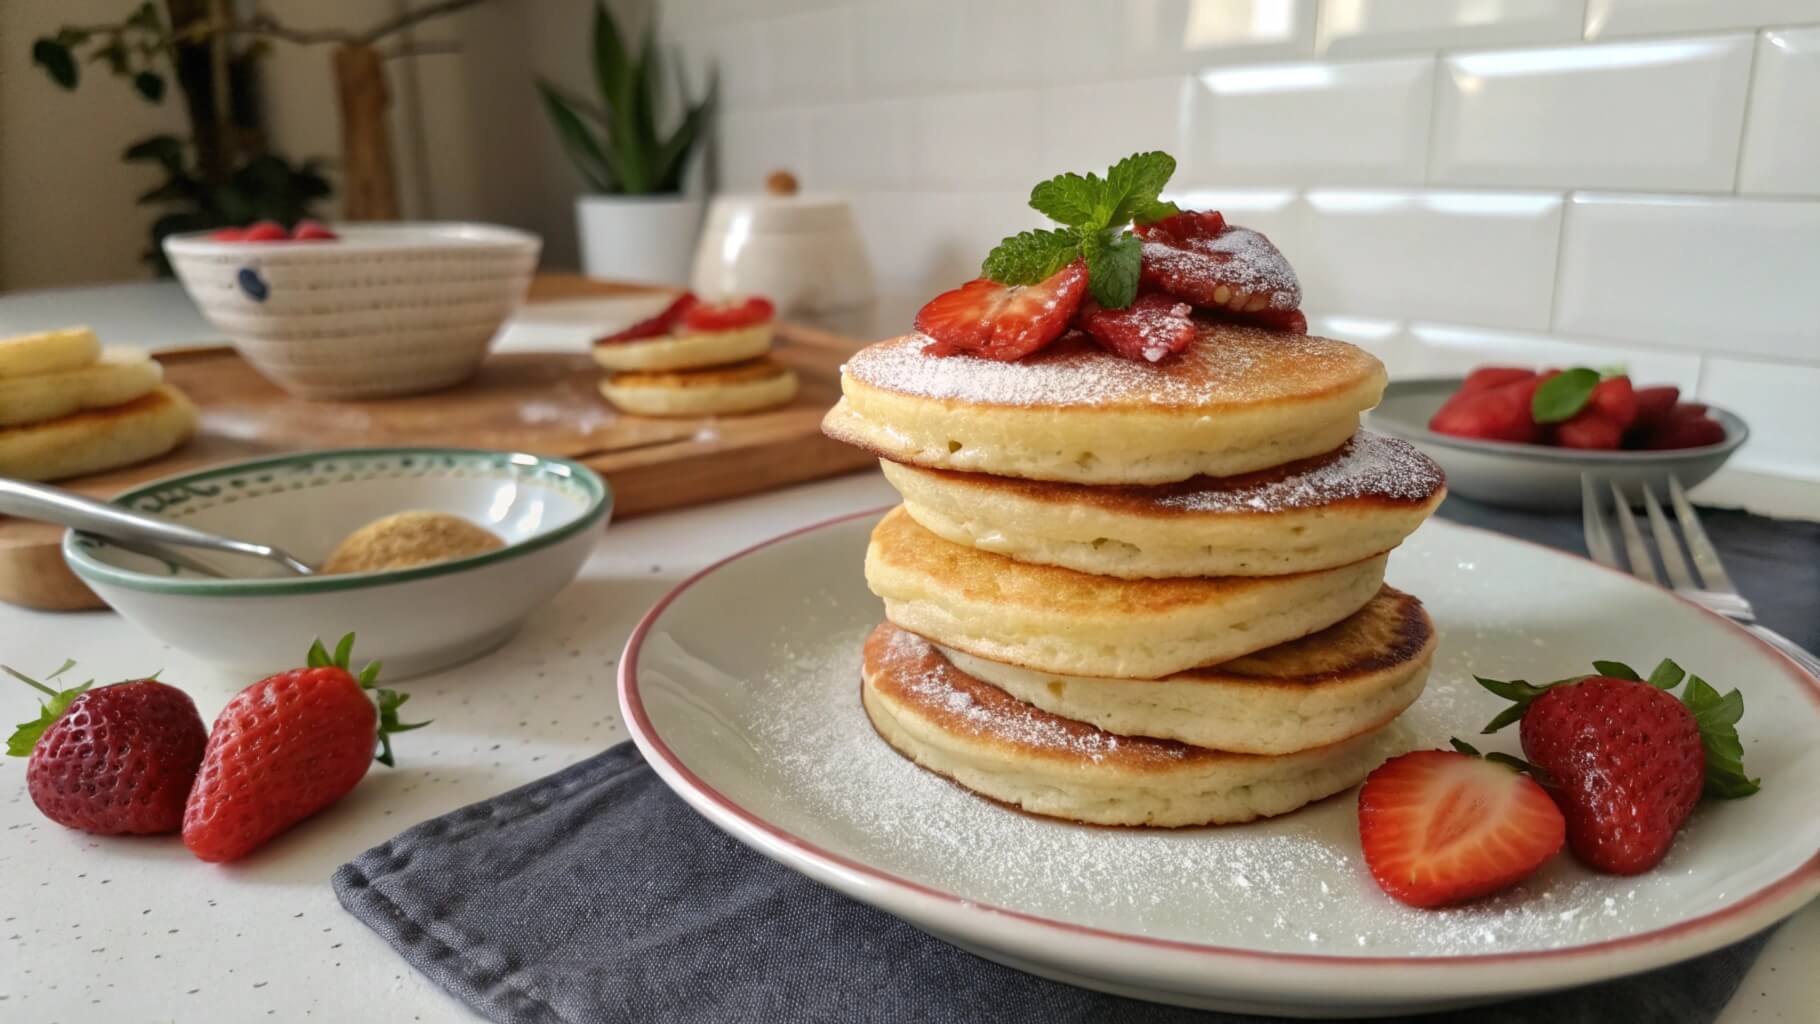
[[182, 634, 426, 863], [6, 662, 206, 835], [1477, 658, 1758, 875]]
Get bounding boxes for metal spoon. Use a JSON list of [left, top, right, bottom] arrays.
[[0, 478, 314, 577]]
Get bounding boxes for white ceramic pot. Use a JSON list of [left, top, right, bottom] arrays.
[[576, 194, 705, 285], [690, 194, 876, 317]]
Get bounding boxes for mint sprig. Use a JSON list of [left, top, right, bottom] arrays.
[[1532, 367, 1601, 424], [1475, 657, 1759, 799], [983, 151, 1181, 309]]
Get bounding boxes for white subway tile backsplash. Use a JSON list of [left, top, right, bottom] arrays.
[[848, 191, 1041, 295], [1162, 189, 1303, 253], [804, 100, 917, 191], [1120, 0, 1317, 70], [1402, 323, 1706, 391], [1183, 57, 1434, 185], [758, 6, 857, 106], [1740, 28, 1820, 197], [854, 0, 964, 96], [1298, 190, 1564, 330], [717, 110, 809, 190], [1431, 36, 1755, 191], [1698, 358, 1820, 478], [913, 91, 1046, 189], [1038, 77, 1192, 181], [1585, 0, 1820, 40], [1555, 193, 1820, 362], [1318, 0, 1583, 57]]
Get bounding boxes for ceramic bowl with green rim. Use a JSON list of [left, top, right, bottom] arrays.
[[62, 447, 611, 678]]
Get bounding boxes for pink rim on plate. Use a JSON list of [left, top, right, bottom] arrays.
[[618, 506, 1820, 975]]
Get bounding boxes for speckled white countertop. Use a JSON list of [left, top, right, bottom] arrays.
[[1, 284, 1815, 1021]]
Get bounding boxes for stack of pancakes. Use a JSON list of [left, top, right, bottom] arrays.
[[822, 325, 1446, 827], [0, 328, 197, 481], [594, 306, 798, 418]]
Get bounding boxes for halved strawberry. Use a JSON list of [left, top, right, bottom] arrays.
[[1358, 749, 1565, 908], [916, 262, 1088, 361], [1587, 376, 1638, 430], [1462, 367, 1535, 394], [680, 295, 774, 333], [1135, 214, 1300, 314], [598, 293, 696, 344], [1428, 378, 1541, 444], [1646, 413, 1726, 450], [1135, 209, 1226, 243], [1240, 308, 1308, 335], [1632, 386, 1680, 427], [1076, 292, 1197, 362], [1556, 410, 1624, 450], [242, 220, 287, 243], [291, 219, 338, 242]]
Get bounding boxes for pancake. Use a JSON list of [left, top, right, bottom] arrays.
[[938, 586, 1433, 754], [0, 327, 101, 378], [865, 506, 1386, 679], [882, 432, 1445, 578], [592, 322, 773, 372], [861, 623, 1401, 827], [0, 347, 163, 428], [0, 385, 197, 481], [600, 357, 799, 417], [822, 326, 1386, 485]]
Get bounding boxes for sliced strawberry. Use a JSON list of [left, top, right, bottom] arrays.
[[209, 227, 247, 242], [242, 220, 287, 242], [1587, 377, 1638, 430], [1241, 307, 1308, 335], [1556, 410, 1624, 450], [1358, 750, 1565, 908], [680, 295, 775, 333], [1428, 378, 1541, 444], [1136, 216, 1300, 314], [1077, 292, 1197, 363], [597, 293, 697, 344], [1646, 414, 1726, 450], [916, 262, 1088, 361], [291, 219, 338, 241], [1462, 367, 1535, 394], [1670, 401, 1709, 419], [1632, 386, 1680, 427]]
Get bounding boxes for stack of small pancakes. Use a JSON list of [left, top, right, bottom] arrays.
[[823, 325, 1447, 827], [594, 299, 799, 418], [0, 328, 197, 482]]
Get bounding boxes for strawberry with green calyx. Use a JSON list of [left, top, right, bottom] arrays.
[[182, 633, 428, 863], [7, 661, 207, 836], [1475, 657, 1757, 875]]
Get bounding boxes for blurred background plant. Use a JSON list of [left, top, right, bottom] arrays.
[[535, 0, 716, 196], [30, 0, 487, 275]]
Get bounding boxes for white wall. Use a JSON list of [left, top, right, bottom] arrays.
[[665, 0, 1820, 479]]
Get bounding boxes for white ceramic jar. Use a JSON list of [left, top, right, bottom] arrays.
[[690, 194, 875, 319], [577, 194, 705, 286]]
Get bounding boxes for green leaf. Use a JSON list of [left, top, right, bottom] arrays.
[[981, 228, 1080, 286], [32, 39, 77, 89], [1082, 229, 1141, 308], [1646, 658, 1686, 690], [1591, 659, 1641, 681], [122, 134, 185, 171], [1028, 173, 1100, 228], [1450, 737, 1482, 757], [306, 639, 331, 669], [1474, 675, 1554, 734], [372, 687, 430, 768], [537, 80, 617, 192], [5, 663, 92, 757], [592, 0, 648, 193], [92, 39, 128, 75], [652, 68, 716, 193], [132, 70, 164, 102], [1104, 151, 1179, 226], [1532, 367, 1600, 424], [332, 633, 356, 670], [53, 28, 91, 48], [1681, 674, 1759, 798]]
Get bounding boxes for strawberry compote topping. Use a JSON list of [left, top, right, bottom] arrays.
[[1076, 292, 1196, 363], [1135, 215, 1302, 316]]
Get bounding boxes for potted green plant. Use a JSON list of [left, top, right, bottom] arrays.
[[536, 2, 715, 284]]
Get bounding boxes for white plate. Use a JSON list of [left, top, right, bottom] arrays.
[[619, 510, 1820, 1018]]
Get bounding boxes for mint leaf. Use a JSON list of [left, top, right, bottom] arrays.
[[1082, 229, 1141, 308], [1028, 174, 1100, 227], [981, 228, 1079, 286], [1532, 367, 1600, 424], [1104, 151, 1180, 226], [1680, 674, 1759, 798]]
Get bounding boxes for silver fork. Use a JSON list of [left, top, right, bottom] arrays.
[[1582, 474, 1820, 678]]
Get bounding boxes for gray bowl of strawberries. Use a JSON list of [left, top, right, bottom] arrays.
[[1365, 371, 1747, 512]]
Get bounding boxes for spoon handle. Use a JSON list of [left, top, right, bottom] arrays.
[[0, 478, 312, 575]]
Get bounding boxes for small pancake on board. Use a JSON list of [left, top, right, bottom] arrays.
[[600, 357, 799, 417], [864, 506, 1387, 679], [0, 327, 101, 379], [881, 432, 1445, 578], [861, 623, 1402, 827], [0, 348, 162, 428], [823, 326, 1386, 485], [0, 385, 197, 482], [940, 586, 1434, 754], [592, 322, 774, 372]]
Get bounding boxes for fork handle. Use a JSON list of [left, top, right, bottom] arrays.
[[1743, 623, 1820, 680]]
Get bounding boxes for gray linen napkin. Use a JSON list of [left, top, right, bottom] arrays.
[[335, 499, 1816, 1024]]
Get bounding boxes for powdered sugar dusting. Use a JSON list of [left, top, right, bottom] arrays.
[[1139, 226, 1301, 310], [1149, 431, 1444, 514], [845, 329, 1369, 410]]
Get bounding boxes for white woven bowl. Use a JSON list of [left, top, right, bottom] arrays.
[[164, 223, 541, 399]]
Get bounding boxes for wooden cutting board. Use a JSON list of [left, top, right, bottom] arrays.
[[0, 295, 875, 610]]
